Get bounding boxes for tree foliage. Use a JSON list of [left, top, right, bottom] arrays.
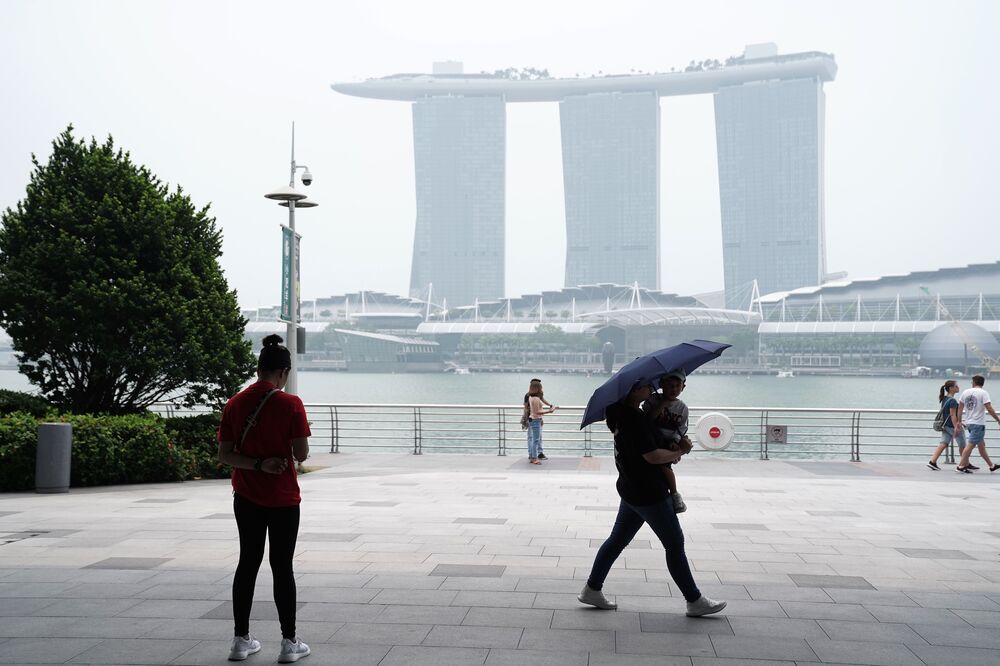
[[0, 127, 255, 414]]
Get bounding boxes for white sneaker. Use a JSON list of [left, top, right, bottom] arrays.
[[686, 595, 727, 617], [577, 583, 618, 610], [278, 637, 311, 663], [228, 634, 261, 661], [672, 493, 687, 514]]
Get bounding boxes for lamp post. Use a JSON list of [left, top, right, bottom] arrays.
[[264, 123, 317, 396]]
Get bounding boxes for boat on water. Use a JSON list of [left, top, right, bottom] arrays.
[[776, 370, 795, 378]]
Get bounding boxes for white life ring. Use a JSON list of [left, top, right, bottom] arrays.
[[694, 412, 735, 451]]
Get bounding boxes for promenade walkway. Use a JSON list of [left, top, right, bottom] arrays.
[[2, 453, 1000, 665]]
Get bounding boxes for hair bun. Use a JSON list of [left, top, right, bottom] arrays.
[[262, 334, 284, 347]]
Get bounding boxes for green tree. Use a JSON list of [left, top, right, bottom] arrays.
[[0, 127, 254, 414]]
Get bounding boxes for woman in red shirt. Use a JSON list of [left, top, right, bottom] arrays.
[[218, 335, 311, 663]]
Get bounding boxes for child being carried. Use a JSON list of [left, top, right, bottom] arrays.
[[643, 369, 694, 514]]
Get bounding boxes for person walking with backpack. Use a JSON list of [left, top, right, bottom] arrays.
[[956, 374, 1000, 473], [928, 379, 964, 470], [218, 335, 312, 662]]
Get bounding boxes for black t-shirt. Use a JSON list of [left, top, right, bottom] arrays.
[[607, 402, 669, 506]]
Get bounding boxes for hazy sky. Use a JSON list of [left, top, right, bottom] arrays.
[[1, 0, 997, 309]]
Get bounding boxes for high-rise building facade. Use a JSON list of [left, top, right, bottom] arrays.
[[409, 96, 506, 307], [560, 92, 660, 289], [715, 77, 827, 308], [333, 47, 836, 309]]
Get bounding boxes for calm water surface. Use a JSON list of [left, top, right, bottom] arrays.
[[0, 369, 949, 411]]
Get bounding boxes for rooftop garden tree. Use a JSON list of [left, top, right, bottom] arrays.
[[0, 127, 255, 414]]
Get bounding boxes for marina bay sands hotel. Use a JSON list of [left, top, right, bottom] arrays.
[[331, 44, 837, 309]]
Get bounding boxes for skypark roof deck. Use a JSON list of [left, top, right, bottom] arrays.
[[331, 51, 837, 102]]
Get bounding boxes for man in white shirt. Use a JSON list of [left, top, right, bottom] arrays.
[[956, 375, 1000, 473]]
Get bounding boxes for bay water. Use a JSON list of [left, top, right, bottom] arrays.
[[0, 369, 949, 411]]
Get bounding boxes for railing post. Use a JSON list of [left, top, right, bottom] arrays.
[[584, 425, 592, 457], [413, 407, 422, 455], [851, 411, 861, 462], [330, 406, 339, 453], [497, 407, 506, 456], [760, 410, 769, 460]]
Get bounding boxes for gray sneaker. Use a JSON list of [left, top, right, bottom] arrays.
[[228, 634, 261, 661], [277, 637, 310, 663], [672, 493, 687, 514], [686, 595, 727, 617], [577, 584, 618, 610]]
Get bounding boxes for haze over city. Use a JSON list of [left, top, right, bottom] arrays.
[[1, 0, 997, 309]]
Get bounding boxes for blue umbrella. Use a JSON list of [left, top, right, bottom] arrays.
[[580, 339, 731, 429], [645, 339, 731, 376]]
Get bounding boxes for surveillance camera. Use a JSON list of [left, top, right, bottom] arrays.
[[301, 170, 313, 186]]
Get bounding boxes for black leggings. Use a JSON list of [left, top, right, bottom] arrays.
[[233, 493, 300, 639]]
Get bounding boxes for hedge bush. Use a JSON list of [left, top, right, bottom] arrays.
[[0, 412, 41, 491], [164, 413, 229, 479], [0, 390, 54, 418], [64, 413, 188, 486], [0, 412, 189, 491]]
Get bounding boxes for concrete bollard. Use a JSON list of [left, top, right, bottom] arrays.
[[36, 423, 72, 494]]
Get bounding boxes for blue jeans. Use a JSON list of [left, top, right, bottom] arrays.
[[587, 498, 701, 602], [527, 420, 542, 458]]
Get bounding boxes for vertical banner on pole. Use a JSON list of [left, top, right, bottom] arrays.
[[280, 225, 293, 322], [295, 232, 301, 323]]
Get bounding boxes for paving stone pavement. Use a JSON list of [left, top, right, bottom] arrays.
[[2, 452, 1000, 665]]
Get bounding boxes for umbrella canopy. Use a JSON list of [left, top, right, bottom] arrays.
[[645, 339, 731, 377], [579, 339, 731, 429]]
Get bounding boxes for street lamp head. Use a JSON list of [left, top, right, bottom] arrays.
[[264, 185, 306, 202], [279, 197, 318, 208]]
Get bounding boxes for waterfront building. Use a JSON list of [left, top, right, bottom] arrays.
[[715, 46, 828, 307], [756, 262, 1000, 370], [331, 46, 837, 307], [334, 329, 443, 373], [561, 92, 660, 288]]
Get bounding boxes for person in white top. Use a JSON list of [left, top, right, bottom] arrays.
[[956, 375, 1000, 473], [525, 379, 557, 464]]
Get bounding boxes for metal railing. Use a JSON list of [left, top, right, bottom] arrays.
[[154, 402, 953, 462]]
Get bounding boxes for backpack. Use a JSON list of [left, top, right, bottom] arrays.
[[932, 406, 946, 432]]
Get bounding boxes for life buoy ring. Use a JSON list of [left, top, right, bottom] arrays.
[[694, 412, 734, 451]]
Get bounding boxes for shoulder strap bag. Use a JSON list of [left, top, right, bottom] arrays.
[[235, 389, 278, 454]]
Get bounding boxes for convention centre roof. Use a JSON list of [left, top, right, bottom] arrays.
[[577, 306, 760, 327], [416, 322, 599, 335], [758, 262, 1000, 304], [759, 321, 1000, 335]]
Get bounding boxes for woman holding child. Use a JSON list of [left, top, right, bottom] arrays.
[[577, 372, 725, 617]]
